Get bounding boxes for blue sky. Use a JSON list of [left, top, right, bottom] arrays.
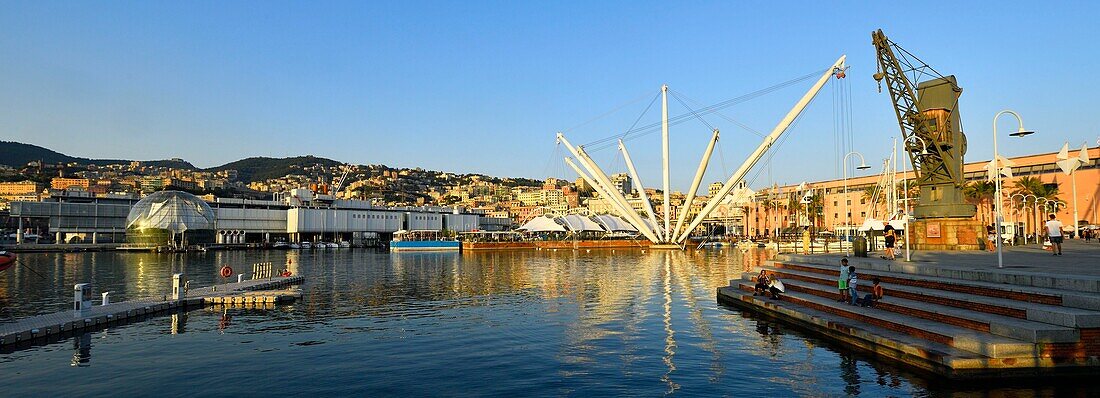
[[2, 1, 1097, 191]]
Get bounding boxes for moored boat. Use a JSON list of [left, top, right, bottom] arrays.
[[0, 251, 15, 272], [390, 230, 460, 252]]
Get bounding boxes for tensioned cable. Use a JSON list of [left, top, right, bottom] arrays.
[[580, 68, 827, 150], [668, 89, 716, 132], [744, 90, 821, 189], [562, 90, 659, 134], [669, 89, 764, 138]]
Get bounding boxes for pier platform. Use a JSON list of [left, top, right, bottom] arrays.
[[718, 240, 1100, 379], [0, 275, 304, 349]]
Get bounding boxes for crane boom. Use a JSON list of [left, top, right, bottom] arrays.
[[871, 29, 974, 219]]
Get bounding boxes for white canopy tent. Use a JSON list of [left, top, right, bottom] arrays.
[[517, 216, 567, 232], [857, 218, 885, 232], [560, 214, 605, 232], [593, 215, 637, 232], [857, 218, 906, 232]]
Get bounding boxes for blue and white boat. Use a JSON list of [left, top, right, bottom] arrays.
[[390, 230, 460, 252]]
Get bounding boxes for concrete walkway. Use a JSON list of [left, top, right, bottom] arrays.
[[800, 239, 1100, 277]]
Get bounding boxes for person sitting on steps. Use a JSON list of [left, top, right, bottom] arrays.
[[858, 278, 884, 307], [753, 270, 770, 296], [768, 275, 785, 300]]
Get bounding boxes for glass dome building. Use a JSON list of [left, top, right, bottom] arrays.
[[125, 191, 216, 247]]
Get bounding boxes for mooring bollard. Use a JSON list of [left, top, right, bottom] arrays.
[[237, 274, 244, 283], [172, 273, 187, 301], [101, 292, 110, 306], [74, 283, 92, 318]]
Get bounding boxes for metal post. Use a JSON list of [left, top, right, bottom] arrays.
[[992, 110, 1029, 268], [993, 114, 1003, 268], [842, 151, 867, 256], [74, 283, 91, 317], [1071, 168, 1079, 238], [101, 292, 110, 306], [172, 273, 186, 301], [661, 85, 671, 241]]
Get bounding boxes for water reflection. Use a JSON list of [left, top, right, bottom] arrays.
[[69, 332, 91, 367], [2, 249, 1097, 396]]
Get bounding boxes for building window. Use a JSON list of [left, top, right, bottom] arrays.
[[833, 201, 837, 207], [861, 212, 866, 218], [860, 198, 866, 204], [834, 213, 838, 219], [846, 200, 851, 205]]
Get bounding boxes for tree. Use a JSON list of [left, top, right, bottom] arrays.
[[806, 191, 824, 229], [964, 181, 996, 225]]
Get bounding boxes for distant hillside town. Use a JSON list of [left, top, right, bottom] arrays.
[[0, 141, 754, 229]]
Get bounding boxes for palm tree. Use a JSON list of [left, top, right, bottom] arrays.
[[1012, 176, 1045, 197], [806, 191, 824, 229], [964, 181, 996, 225]]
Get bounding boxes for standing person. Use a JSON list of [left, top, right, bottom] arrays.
[[1046, 214, 1064, 256], [883, 226, 897, 260], [838, 258, 850, 303], [802, 226, 812, 254], [847, 266, 858, 306], [986, 225, 998, 253]]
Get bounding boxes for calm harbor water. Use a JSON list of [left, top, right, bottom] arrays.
[[0, 249, 1091, 396]]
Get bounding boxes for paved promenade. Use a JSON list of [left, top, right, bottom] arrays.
[[809, 239, 1100, 277]]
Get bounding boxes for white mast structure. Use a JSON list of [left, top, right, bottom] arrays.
[[673, 129, 720, 239], [676, 55, 847, 243], [619, 140, 663, 240], [661, 85, 672, 240], [558, 55, 846, 245], [559, 137, 661, 243]]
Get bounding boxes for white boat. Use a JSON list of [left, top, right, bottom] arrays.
[[272, 241, 291, 250], [338, 241, 351, 248], [300, 242, 312, 250], [327, 242, 339, 249], [289, 243, 301, 250]]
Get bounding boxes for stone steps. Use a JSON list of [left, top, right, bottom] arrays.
[[743, 270, 1081, 344], [779, 253, 1100, 295], [717, 286, 990, 371], [771, 260, 1100, 311], [743, 267, 1100, 329], [733, 282, 1038, 358]]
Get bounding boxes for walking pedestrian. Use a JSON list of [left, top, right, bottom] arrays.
[[1045, 214, 1064, 256], [883, 226, 897, 260]]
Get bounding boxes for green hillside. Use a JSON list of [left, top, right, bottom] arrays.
[[208, 156, 341, 182], [0, 141, 196, 170]]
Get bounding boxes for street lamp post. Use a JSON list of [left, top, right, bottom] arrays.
[[1009, 193, 1025, 245], [992, 110, 1035, 269], [843, 151, 871, 256], [902, 136, 931, 262], [1023, 194, 1037, 244]]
